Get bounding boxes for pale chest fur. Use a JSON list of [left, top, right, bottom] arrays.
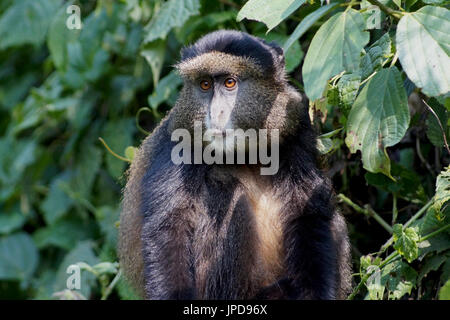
[[235, 168, 285, 286]]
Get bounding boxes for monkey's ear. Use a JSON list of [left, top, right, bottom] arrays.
[[267, 41, 285, 67]]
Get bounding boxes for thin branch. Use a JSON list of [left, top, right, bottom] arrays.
[[422, 98, 450, 155], [365, 0, 404, 20], [338, 194, 393, 234], [98, 137, 131, 163]]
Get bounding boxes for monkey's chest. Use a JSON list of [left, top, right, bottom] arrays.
[[240, 174, 286, 286]]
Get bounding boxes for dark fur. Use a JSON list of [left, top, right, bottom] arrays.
[[118, 31, 352, 300]]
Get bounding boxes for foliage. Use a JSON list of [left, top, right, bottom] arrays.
[[0, 0, 448, 300]]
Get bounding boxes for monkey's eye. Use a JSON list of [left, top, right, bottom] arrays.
[[200, 80, 211, 91], [224, 78, 237, 89]]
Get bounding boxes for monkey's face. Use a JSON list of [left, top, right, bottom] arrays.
[[174, 52, 282, 151]]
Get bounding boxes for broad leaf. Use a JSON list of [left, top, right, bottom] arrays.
[[141, 40, 166, 86], [0, 0, 60, 49], [0, 233, 39, 281], [396, 6, 450, 97], [237, 0, 306, 32], [302, 9, 369, 101], [143, 0, 200, 43], [47, 1, 81, 70], [345, 67, 409, 179], [284, 3, 338, 51], [393, 224, 420, 263]]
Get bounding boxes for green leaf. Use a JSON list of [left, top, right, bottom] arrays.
[[422, 0, 445, 4], [143, 0, 200, 43], [434, 166, 450, 213], [0, 233, 39, 281], [0, 0, 61, 49], [47, 1, 81, 70], [345, 67, 409, 179], [94, 206, 119, 248], [426, 99, 448, 147], [101, 119, 135, 178], [125, 146, 137, 162], [418, 252, 449, 282], [141, 39, 166, 86], [381, 260, 417, 300], [439, 280, 450, 300], [54, 241, 99, 298], [33, 218, 95, 250], [0, 208, 26, 235], [237, 0, 306, 32], [284, 3, 338, 51], [148, 71, 182, 110], [40, 172, 73, 225], [302, 9, 369, 101], [360, 33, 392, 80], [393, 224, 420, 263], [396, 6, 450, 97], [337, 73, 361, 113]]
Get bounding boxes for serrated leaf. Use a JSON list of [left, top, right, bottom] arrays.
[[143, 0, 200, 43], [360, 33, 392, 80], [302, 9, 369, 101], [337, 73, 361, 113], [284, 3, 338, 51], [237, 0, 305, 32], [396, 6, 450, 97], [345, 67, 409, 178], [393, 224, 420, 263], [0, 0, 61, 49], [0, 233, 39, 281], [381, 260, 417, 300]]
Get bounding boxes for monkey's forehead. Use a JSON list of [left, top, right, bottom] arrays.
[[175, 51, 264, 80]]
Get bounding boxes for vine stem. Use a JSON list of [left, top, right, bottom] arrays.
[[338, 194, 393, 233], [101, 269, 122, 300], [98, 137, 131, 163], [365, 0, 404, 20], [348, 204, 447, 300]]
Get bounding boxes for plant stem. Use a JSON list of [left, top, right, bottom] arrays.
[[338, 194, 393, 233], [365, 0, 404, 20], [101, 269, 122, 300], [349, 218, 447, 299]]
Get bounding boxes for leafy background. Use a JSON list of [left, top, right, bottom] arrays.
[[0, 0, 449, 300]]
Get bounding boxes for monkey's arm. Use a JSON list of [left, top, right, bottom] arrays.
[[282, 174, 346, 300], [139, 143, 198, 299]]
